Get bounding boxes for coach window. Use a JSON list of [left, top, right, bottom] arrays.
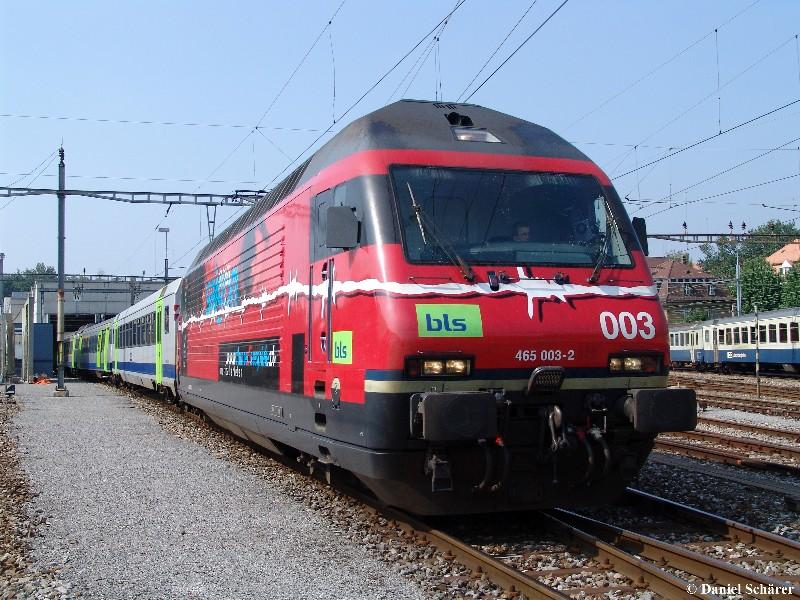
[[164, 306, 169, 334], [792, 322, 800, 342], [741, 327, 748, 344], [725, 328, 732, 345], [768, 324, 777, 344], [780, 323, 788, 343], [704, 330, 709, 343], [733, 328, 740, 344]]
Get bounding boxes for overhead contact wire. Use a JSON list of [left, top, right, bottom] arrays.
[[609, 33, 797, 176], [565, 0, 760, 131], [259, 0, 471, 193], [456, 0, 537, 102], [614, 97, 800, 179], [464, 0, 570, 102]]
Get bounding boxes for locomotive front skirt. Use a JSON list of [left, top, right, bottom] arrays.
[[67, 100, 696, 514]]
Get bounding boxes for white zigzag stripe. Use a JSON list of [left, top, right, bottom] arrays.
[[182, 274, 657, 330]]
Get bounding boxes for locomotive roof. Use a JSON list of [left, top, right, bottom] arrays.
[[191, 100, 592, 267], [297, 99, 590, 184]]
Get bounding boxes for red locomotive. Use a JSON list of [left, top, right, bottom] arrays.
[[178, 100, 696, 514]]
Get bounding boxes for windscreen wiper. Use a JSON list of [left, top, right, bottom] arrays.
[[587, 232, 609, 283], [587, 196, 617, 283], [408, 182, 428, 245], [407, 182, 476, 283]]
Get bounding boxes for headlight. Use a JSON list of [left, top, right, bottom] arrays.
[[406, 356, 473, 377], [623, 357, 642, 371], [609, 355, 661, 374], [445, 359, 470, 375], [422, 360, 444, 376]]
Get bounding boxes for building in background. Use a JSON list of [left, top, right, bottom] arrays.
[[2, 273, 174, 380], [647, 256, 731, 323], [766, 239, 800, 276]]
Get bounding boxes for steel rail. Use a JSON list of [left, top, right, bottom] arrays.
[[655, 437, 800, 475], [625, 488, 800, 563], [540, 512, 720, 600], [550, 510, 800, 599], [695, 394, 800, 419], [649, 453, 800, 505], [670, 375, 800, 402], [697, 416, 800, 442], [340, 487, 571, 600], [670, 429, 800, 460]]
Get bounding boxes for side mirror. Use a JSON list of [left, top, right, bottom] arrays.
[[632, 217, 649, 256], [326, 206, 360, 249]]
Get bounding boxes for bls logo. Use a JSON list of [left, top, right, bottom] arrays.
[[332, 331, 353, 364], [416, 304, 483, 338], [425, 313, 467, 332]]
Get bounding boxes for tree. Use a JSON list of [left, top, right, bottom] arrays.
[[1, 263, 57, 299], [699, 219, 800, 300], [781, 264, 800, 308], [740, 258, 781, 313]]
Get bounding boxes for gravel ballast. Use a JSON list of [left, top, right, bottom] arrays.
[[8, 382, 427, 600]]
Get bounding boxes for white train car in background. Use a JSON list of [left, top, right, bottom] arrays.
[[670, 307, 800, 373], [67, 279, 181, 396]]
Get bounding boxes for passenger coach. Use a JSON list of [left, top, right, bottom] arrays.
[[670, 307, 800, 372], [67, 279, 179, 396]]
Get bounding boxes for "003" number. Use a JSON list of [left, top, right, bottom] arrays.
[[599, 311, 656, 340]]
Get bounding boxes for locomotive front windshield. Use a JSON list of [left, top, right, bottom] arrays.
[[392, 166, 634, 268]]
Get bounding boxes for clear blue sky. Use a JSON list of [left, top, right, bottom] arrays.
[[2, 0, 799, 276]]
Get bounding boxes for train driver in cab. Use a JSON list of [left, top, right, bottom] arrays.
[[512, 222, 530, 242]]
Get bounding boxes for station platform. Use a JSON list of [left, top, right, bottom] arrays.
[[7, 381, 425, 599]]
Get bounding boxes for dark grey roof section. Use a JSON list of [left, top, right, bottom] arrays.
[[189, 100, 593, 269], [298, 99, 589, 186]]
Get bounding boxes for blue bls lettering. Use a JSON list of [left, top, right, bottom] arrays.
[[425, 313, 467, 332]]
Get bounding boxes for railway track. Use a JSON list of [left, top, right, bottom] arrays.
[[346, 475, 800, 599], [697, 416, 800, 443], [648, 452, 800, 508], [655, 437, 800, 475], [670, 374, 800, 403], [669, 429, 800, 462], [696, 392, 800, 419]]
